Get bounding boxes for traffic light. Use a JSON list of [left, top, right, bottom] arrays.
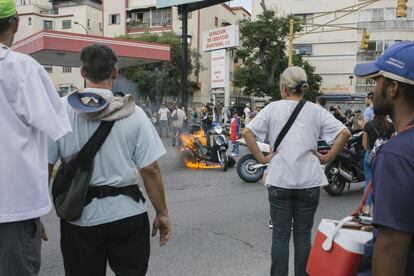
[[360, 30, 370, 50], [397, 0, 408, 17]]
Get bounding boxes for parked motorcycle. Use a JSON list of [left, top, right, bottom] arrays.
[[236, 139, 330, 183], [236, 138, 270, 183], [180, 124, 235, 171], [324, 131, 365, 196]]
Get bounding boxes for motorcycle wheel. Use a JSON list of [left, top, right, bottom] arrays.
[[236, 154, 265, 183], [324, 162, 347, 196], [228, 156, 236, 168], [220, 151, 229, 172]]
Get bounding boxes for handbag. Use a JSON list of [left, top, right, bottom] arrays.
[[262, 100, 306, 184], [307, 182, 374, 276], [51, 121, 115, 221]]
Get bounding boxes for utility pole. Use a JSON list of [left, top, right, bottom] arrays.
[[288, 18, 294, 67], [180, 5, 189, 107]]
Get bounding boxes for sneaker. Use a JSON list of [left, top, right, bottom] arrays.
[[231, 153, 239, 157]]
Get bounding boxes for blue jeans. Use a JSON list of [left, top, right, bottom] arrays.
[[232, 141, 239, 154], [268, 186, 320, 276], [363, 151, 373, 206]]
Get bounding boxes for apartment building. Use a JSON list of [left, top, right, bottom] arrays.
[[103, 0, 250, 106], [252, 0, 414, 94], [15, 0, 103, 90]]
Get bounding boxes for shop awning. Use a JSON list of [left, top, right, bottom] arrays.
[[11, 30, 170, 68]]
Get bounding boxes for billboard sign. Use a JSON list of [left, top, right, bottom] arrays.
[[156, 0, 204, 8], [211, 49, 226, 89], [202, 25, 240, 52]]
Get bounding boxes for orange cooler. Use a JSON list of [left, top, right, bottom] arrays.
[[306, 217, 373, 276]]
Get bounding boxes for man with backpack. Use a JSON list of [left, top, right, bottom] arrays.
[[48, 44, 171, 276], [354, 41, 414, 276], [0, 1, 72, 275]]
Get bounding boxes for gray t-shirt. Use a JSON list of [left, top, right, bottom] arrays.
[[48, 88, 166, 226]]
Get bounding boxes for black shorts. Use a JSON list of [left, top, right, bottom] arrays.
[[60, 213, 150, 276]]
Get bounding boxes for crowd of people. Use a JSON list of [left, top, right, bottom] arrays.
[[1, 1, 414, 276]]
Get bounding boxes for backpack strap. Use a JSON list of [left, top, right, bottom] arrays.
[[77, 121, 115, 169], [273, 100, 306, 152]]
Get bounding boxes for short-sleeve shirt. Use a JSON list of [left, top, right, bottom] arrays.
[[372, 124, 414, 275], [363, 106, 374, 122], [0, 43, 72, 223], [48, 88, 166, 227], [247, 100, 346, 188], [158, 107, 170, 121], [364, 121, 394, 150]]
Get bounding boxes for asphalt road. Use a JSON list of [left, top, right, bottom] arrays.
[[39, 139, 364, 276]]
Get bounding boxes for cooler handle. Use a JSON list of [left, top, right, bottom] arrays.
[[322, 216, 354, 252]]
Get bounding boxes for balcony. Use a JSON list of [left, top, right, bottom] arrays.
[[357, 20, 414, 30], [357, 50, 382, 62], [52, 0, 102, 10]]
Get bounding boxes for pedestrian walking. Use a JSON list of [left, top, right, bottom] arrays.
[[47, 44, 171, 276], [363, 91, 375, 123], [0, 2, 72, 275], [158, 103, 170, 138], [243, 66, 350, 276], [354, 41, 414, 276], [361, 114, 394, 215], [171, 104, 187, 147], [244, 103, 252, 125], [191, 107, 198, 124], [230, 111, 241, 157]]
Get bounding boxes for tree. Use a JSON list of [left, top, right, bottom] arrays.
[[119, 32, 203, 107], [234, 10, 322, 101]]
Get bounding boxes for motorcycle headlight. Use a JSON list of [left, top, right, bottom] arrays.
[[214, 126, 223, 134]]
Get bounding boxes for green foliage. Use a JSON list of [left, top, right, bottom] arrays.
[[119, 33, 202, 106], [234, 10, 322, 101]]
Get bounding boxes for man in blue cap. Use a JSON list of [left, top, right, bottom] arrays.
[[0, 0, 72, 275], [354, 41, 414, 276]]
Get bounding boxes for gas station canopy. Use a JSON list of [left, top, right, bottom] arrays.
[[11, 30, 170, 68]]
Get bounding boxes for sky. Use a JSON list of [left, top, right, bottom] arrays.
[[228, 0, 252, 13]]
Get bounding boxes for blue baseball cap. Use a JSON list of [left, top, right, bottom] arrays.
[[354, 41, 414, 85], [67, 91, 108, 113]]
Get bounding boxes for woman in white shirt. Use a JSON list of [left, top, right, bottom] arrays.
[[243, 66, 350, 276]]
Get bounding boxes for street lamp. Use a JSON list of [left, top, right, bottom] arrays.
[[74, 21, 88, 35]]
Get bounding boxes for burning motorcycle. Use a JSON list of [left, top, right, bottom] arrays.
[[324, 131, 365, 196], [179, 124, 235, 171]]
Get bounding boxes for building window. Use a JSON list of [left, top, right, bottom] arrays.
[[109, 14, 120, 25], [43, 20, 53, 29], [152, 8, 171, 26], [295, 13, 313, 25], [294, 44, 312, 56], [222, 21, 231, 26], [28, 17, 32, 25], [44, 65, 53, 73], [215, 17, 218, 27], [62, 20, 71, 29], [62, 66, 72, 73], [87, 19, 91, 29], [99, 22, 103, 31]]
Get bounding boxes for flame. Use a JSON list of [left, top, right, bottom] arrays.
[[179, 131, 221, 169]]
